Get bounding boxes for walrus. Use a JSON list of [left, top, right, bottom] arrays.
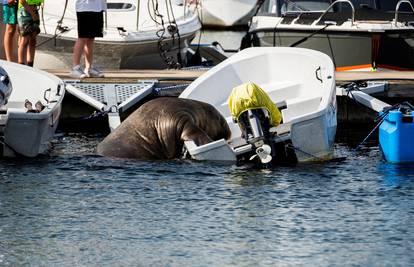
[[97, 97, 231, 159]]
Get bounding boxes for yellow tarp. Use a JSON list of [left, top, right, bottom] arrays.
[[228, 82, 282, 127]]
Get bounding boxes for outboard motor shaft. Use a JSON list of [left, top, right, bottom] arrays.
[[0, 66, 13, 107], [238, 108, 274, 163]]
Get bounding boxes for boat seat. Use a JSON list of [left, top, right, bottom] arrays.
[[296, 12, 323, 25], [285, 96, 321, 107], [260, 81, 302, 100], [282, 96, 322, 122], [280, 13, 299, 24]]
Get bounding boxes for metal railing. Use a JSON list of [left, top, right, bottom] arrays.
[[315, 0, 355, 26], [136, 0, 140, 31], [184, 0, 187, 19], [394, 0, 414, 26]]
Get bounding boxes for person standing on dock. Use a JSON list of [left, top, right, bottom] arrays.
[[71, 0, 106, 78], [2, 0, 18, 62], [17, 0, 42, 66]]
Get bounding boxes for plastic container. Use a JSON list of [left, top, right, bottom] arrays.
[[379, 110, 414, 163]]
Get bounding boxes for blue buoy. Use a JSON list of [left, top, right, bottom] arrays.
[[379, 109, 414, 163]]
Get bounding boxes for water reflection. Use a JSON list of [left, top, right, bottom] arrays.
[[378, 162, 414, 188]]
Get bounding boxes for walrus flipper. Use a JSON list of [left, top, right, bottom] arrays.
[[181, 124, 213, 146]]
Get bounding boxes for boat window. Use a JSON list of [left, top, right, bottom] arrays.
[[279, 0, 331, 13], [259, 0, 414, 15], [107, 2, 135, 11], [348, 0, 377, 9], [375, 0, 414, 12]]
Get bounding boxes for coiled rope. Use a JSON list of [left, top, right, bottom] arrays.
[[148, 0, 183, 69], [37, 0, 70, 48]]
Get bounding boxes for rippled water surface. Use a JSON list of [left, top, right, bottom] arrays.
[[0, 133, 413, 266]]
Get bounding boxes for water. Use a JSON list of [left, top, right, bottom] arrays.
[[1, 29, 414, 266], [0, 133, 413, 266]]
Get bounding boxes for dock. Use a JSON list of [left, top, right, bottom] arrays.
[[47, 68, 414, 84], [45, 68, 414, 130], [45, 69, 206, 83], [48, 68, 414, 99]]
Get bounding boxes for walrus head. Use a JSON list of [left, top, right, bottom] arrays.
[[177, 99, 231, 147]]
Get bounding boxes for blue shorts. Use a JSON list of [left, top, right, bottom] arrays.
[[17, 7, 40, 36], [2, 4, 18, 25]]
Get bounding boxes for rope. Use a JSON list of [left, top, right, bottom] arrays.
[[286, 143, 325, 161], [37, 0, 70, 48], [153, 84, 188, 95], [147, 0, 182, 69], [166, 0, 182, 66], [341, 81, 372, 110], [355, 101, 414, 150], [67, 105, 120, 123], [272, 132, 326, 161], [239, 0, 266, 50]]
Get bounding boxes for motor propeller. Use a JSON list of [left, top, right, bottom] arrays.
[[250, 144, 272, 164]]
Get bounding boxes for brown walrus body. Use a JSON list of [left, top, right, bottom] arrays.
[[97, 97, 231, 159]]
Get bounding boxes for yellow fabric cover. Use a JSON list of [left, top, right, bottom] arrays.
[[228, 82, 282, 127]]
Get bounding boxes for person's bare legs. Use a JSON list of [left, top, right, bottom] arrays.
[[27, 33, 37, 66], [72, 38, 87, 67], [4, 24, 17, 62], [18, 35, 30, 64], [83, 38, 94, 69], [83, 38, 103, 77]]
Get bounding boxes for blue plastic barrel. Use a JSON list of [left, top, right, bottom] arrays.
[[379, 110, 414, 163]]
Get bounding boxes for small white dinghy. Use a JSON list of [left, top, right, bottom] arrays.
[[180, 47, 337, 164], [0, 60, 65, 157]]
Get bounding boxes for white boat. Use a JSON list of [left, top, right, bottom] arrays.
[[36, 0, 202, 69], [248, 0, 414, 71], [0, 60, 65, 157], [199, 0, 258, 28], [180, 47, 337, 163]]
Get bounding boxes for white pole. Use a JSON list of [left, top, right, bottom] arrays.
[[104, 0, 108, 30], [136, 0, 140, 31]]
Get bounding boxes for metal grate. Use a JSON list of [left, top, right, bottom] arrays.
[[115, 84, 148, 103], [66, 81, 155, 109], [64, 80, 156, 131], [77, 84, 106, 103]]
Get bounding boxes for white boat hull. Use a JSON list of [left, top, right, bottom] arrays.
[[200, 0, 257, 27], [249, 1, 414, 71], [36, 30, 198, 69], [180, 47, 337, 163], [37, 0, 202, 69], [0, 61, 64, 157]]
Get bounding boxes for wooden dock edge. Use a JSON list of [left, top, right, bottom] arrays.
[[45, 69, 414, 84]]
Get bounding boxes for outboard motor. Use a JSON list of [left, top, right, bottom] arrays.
[[237, 108, 273, 163], [228, 82, 283, 164], [0, 66, 12, 107]]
